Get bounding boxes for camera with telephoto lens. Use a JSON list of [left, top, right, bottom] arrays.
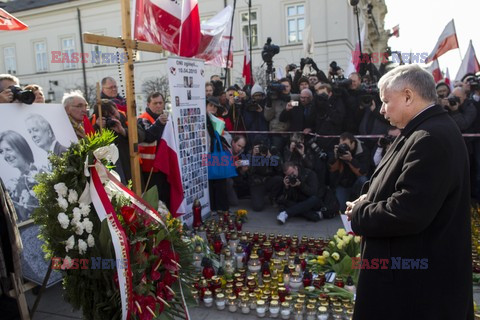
[[8, 85, 35, 104], [262, 37, 280, 63], [448, 95, 461, 107], [378, 134, 395, 149], [287, 64, 297, 72], [358, 82, 379, 108], [337, 143, 351, 157], [329, 61, 341, 76], [105, 117, 117, 129], [287, 174, 298, 185], [306, 138, 327, 160]]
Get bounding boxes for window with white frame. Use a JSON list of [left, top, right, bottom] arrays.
[[34, 41, 48, 72], [3, 47, 17, 74], [241, 11, 258, 48], [61, 37, 76, 69], [286, 4, 305, 44]]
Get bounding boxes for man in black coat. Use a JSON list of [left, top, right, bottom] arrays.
[[346, 64, 473, 320]]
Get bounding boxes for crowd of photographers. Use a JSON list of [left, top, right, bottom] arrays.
[[2, 58, 480, 224], [205, 57, 480, 224]]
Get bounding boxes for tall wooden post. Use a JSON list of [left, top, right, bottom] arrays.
[[121, 0, 142, 195]]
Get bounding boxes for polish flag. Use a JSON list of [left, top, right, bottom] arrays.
[[425, 20, 459, 63], [0, 9, 28, 31], [426, 60, 443, 83], [455, 40, 480, 81], [445, 68, 452, 90], [153, 115, 185, 217], [391, 25, 399, 38], [242, 34, 253, 85], [179, 0, 201, 57], [133, 0, 200, 58]]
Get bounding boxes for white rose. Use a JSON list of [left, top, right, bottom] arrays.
[[74, 220, 84, 236], [68, 189, 78, 204], [72, 207, 82, 221], [57, 212, 70, 229], [93, 144, 119, 164], [65, 235, 75, 252], [79, 203, 91, 217], [57, 197, 68, 210], [87, 234, 95, 247], [354, 236, 361, 244], [83, 218, 93, 234], [54, 182, 68, 197], [78, 239, 88, 255]]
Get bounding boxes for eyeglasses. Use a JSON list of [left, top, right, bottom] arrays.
[[104, 85, 117, 90]]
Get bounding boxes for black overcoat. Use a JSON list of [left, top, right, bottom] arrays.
[[351, 105, 473, 320]]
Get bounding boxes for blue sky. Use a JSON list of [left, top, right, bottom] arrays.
[[384, 0, 479, 79]]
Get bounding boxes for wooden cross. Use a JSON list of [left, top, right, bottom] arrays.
[[83, 0, 164, 195]]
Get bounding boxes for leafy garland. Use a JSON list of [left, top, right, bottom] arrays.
[[33, 131, 194, 320]]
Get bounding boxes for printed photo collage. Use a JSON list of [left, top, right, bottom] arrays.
[[177, 107, 208, 206]]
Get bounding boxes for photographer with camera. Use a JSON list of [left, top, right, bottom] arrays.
[[372, 127, 401, 169], [304, 83, 345, 151], [0, 74, 19, 103], [329, 132, 369, 213], [276, 161, 326, 224], [436, 82, 451, 100], [342, 72, 366, 134], [440, 86, 477, 132], [248, 139, 283, 211], [279, 88, 314, 132], [264, 77, 299, 154], [224, 85, 247, 132], [242, 84, 269, 150]]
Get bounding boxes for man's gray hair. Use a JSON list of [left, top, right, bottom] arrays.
[[378, 64, 437, 103], [101, 76, 116, 86], [62, 90, 85, 107]]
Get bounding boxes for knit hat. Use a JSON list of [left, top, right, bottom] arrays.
[[251, 83, 265, 96]]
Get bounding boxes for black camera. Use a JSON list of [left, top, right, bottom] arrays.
[[105, 117, 117, 129], [262, 37, 280, 63], [246, 101, 260, 112], [287, 174, 298, 185], [8, 85, 35, 104], [266, 81, 287, 100], [287, 64, 297, 72], [358, 82, 379, 108], [302, 58, 314, 66], [211, 80, 224, 97], [466, 76, 480, 92], [337, 143, 351, 156], [294, 142, 303, 149], [306, 139, 327, 161], [329, 61, 341, 76], [448, 95, 461, 107], [378, 135, 395, 149]]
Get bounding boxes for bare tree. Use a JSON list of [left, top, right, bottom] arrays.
[[253, 66, 267, 87], [142, 76, 170, 102], [73, 84, 97, 107]]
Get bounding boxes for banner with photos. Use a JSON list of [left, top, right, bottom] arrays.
[[0, 103, 78, 285], [167, 57, 210, 225]]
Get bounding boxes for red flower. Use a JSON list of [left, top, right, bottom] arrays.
[[157, 281, 175, 302], [132, 294, 158, 320], [162, 270, 176, 287], [153, 240, 179, 272], [151, 258, 162, 281], [121, 206, 139, 233]]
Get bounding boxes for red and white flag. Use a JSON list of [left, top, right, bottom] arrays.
[[0, 8, 28, 31], [425, 19, 459, 63], [426, 60, 443, 83], [445, 68, 452, 90], [455, 40, 480, 81], [242, 34, 253, 85], [133, 0, 200, 58], [153, 115, 185, 217]]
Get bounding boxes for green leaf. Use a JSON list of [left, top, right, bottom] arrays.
[[143, 186, 159, 209], [331, 255, 353, 277]]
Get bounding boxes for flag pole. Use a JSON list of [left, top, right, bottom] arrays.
[[248, 0, 253, 84], [224, 0, 237, 87]]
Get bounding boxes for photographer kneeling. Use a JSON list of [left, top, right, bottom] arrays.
[[276, 162, 324, 224], [329, 132, 369, 213], [249, 141, 283, 211]]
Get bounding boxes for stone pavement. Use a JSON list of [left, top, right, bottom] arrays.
[[22, 199, 480, 319]]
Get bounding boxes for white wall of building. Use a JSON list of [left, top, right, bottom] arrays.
[[0, 0, 386, 107]]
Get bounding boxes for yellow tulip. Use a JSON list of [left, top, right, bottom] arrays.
[[336, 228, 346, 238], [332, 252, 340, 261], [322, 251, 330, 258], [354, 236, 361, 243]]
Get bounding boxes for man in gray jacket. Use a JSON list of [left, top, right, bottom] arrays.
[[264, 78, 299, 153]]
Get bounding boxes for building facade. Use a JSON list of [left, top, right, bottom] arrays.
[[0, 0, 389, 109]]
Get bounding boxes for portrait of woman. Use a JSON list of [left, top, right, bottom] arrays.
[[0, 130, 39, 222]]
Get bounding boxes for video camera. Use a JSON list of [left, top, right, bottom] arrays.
[[358, 82, 380, 108], [8, 85, 35, 104], [262, 37, 280, 64]]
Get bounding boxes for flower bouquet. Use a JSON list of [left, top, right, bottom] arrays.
[[307, 228, 361, 285], [33, 131, 194, 320]]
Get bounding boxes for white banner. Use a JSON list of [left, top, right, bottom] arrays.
[[167, 57, 210, 225]]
